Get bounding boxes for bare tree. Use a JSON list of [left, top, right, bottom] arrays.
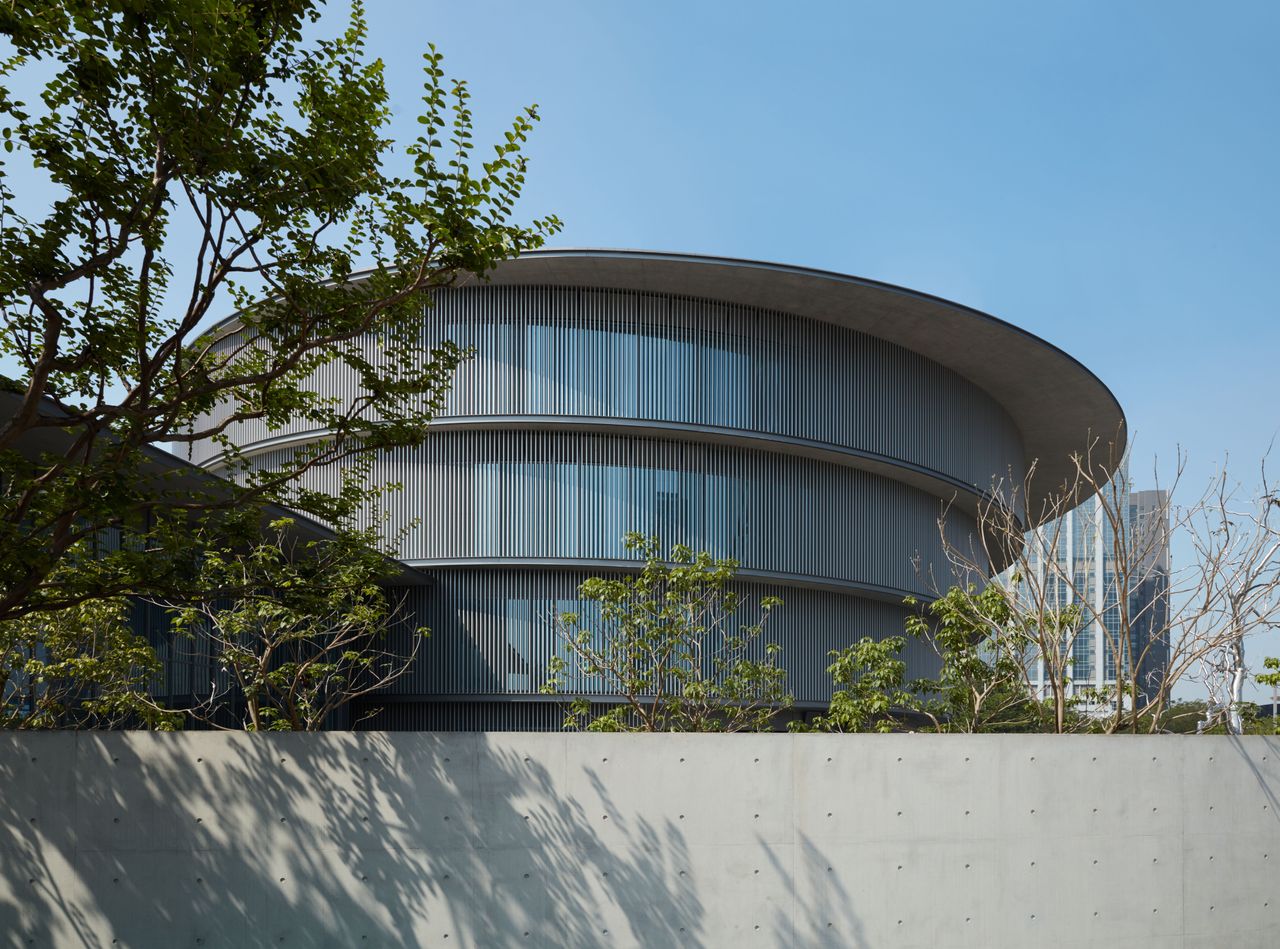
[[1184, 462, 1280, 733], [933, 436, 1280, 734], [930, 461, 1091, 733]]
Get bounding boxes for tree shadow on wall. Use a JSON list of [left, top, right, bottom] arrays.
[[0, 731, 704, 948], [764, 831, 869, 949], [1224, 734, 1280, 824]]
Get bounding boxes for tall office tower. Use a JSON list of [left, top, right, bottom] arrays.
[[1028, 474, 1171, 706], [1128, 489, 1172, 699]]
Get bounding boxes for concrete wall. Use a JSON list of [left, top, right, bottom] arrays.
[[1, 732, 1277, 948]]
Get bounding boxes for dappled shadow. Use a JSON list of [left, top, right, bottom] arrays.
[[0, 732, 704, 948], [766, 831, 869, 949], [1223, 733, 1280, 825]]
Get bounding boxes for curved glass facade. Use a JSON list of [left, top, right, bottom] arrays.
[[253, 431, 977, 600], [191, 265, 1052, 729], [194, 287, 1023, 502], [438, 287, 1021, 492], [368, 573, 927, 712]]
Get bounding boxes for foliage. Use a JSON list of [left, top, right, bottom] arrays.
[[541, 533, 791, 732], [1147, 698, 1270, 735], [0, 0, 559, 627], [792, 635, 914, 733], [159, 518, 425, 731], [1256, 658, 1280, 734], [796, 584, 1070, 734], [1153, 700, 1213, 734], [799, 580, 1280, 736], [909, 587, 1057, 733], [0, 597, 179, 729], [1258, 657, 1280, 693]]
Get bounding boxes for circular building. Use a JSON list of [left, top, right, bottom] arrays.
[[190, 249, 1125, 729]]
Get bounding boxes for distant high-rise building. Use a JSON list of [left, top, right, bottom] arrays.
[[1129, 489, 1172, 697], [1028, 471, 1170, 706]]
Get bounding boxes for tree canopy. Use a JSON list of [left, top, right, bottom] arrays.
[[542, 534, 792, 732], [0, 0, 559, 624]]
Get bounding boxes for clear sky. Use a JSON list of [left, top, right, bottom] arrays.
[[366, 0, 1280, 698], [363, 1, 1278, 483], [8, 2, 1280, 698]]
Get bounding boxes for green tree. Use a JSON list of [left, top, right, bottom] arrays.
[[796, 585, 1069, 734], [908, 587, 1054, 733], [541, 533, 792, 732], [157, 518, 425, 731], [0, 0, 559, 628], [1258, 658, 1280, 734], [0, 597, 178, 729], [792, 636, 915, 733]]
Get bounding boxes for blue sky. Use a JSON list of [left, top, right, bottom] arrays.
[[366, 0, 1280, 697], [365, 0, 1278, 493]]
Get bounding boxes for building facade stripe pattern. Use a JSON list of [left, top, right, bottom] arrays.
[[184, 250, 1125, 730]]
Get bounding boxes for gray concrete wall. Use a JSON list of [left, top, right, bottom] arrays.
[[1, 732, 1277, 948]]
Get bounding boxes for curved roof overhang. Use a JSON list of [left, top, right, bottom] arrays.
[[206, 248, 1126, 528], [455, 249, 1126, 523]]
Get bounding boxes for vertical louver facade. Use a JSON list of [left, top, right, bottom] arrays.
[[189, 251, 1125, 729]]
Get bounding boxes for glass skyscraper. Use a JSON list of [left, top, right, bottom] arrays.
[[1027, 468, 1171, 705]]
